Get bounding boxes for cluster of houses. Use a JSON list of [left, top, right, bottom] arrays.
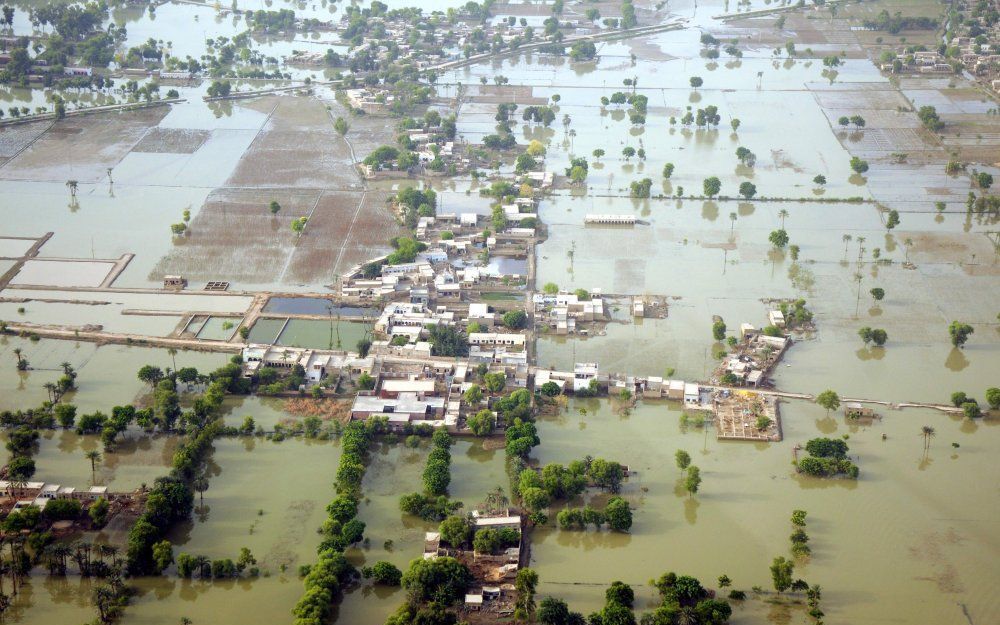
[[1, 480, 110, 514], [422, 511, 524, 614], [714, 314, 792, 388], [533, 289, 605, 335], [879, 37, 1000, 91], [242, 344, 374, 384]]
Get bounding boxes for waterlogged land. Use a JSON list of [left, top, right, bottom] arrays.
[[0, 0, 998, 624]]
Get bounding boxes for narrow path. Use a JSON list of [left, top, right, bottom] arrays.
[[330, 189, 368, 276], [277, 190, 324, 284]]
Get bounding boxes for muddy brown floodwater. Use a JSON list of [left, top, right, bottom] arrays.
[[0, 0, 998, 623]]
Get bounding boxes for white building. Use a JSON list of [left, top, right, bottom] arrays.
[[573, 362, 599, 392]]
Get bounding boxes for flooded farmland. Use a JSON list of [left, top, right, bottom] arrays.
[[0, 0, 998, 624]]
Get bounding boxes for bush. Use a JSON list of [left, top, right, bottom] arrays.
[[363, 561, 402, 586], [43, 498, 82, 521], [466, 409, 496, 436], [502, 310, 527, 329]]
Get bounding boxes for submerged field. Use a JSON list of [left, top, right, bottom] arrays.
[[0, 0, 998, 624]]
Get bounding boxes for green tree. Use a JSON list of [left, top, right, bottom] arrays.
[[152, 540, 174, 574], [467, 409, 496, 436], [438, 515, 471, 548], [849, 156, 869, 174], [605, 496, 632, 532], [768, 229, 789, 248], [502, 310, 528, 329], [712, 319, 726, 341], [463, 384, 483, 405], [401, 556, 473, 604], [703, 176, 721, 198], [738, 181, 757, 200], [85, 450, 102, 481], [770, 556, 794, 593], [962, 402, 981, 419], [269, 200, 281, 215], [89, 497, 109, 527], [363, 561, 402, 585], [484, 372, 506, 393], [870, 287, 885, 301], [515, 568, 539, 620], [690, 76, 703, 88], [662, 162, 675, 179], [137, 365, 164, 389], [684, 466, 701, 497], [55, 403, 77, 429], [986, 388, 1000, 411], [675, 449, 691, 471], [948, 321, 973, 347], [816, 390, 840, 415], [538, 597, 572, 625], [870, 329, 887, 346]]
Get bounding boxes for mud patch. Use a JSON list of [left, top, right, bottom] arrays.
[[226, 96, 356, 188], [282, 190, 403, 283], [131, 128, 211, 154], [0, 120, 53, 159], [0, 106, 170, 182], [151, 187, 321, 285]]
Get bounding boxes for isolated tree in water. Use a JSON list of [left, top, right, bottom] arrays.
[[816, 390, 840, 416]]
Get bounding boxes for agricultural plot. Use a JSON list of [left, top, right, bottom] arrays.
[[0, 107, 170, 182]]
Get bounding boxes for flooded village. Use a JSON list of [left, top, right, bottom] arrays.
[[0, 0, 998, 625]]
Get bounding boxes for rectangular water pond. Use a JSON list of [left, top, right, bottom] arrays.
[[263, 297, 376, 317]]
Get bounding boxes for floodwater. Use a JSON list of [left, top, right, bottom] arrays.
[[276, 318, 370, 350], [526, 397, 1000, 625], [0, 336, 227, 413], [0, 0, 998, 623], [245, 317, 370, 350], [263, 297, 375, 318]]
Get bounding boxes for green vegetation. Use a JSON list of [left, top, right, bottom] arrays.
[[948, 321, 973, 347], [798, 437, 859, 479]]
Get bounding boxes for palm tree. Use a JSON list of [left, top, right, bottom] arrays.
[[98, 544, 118, 566], [842, 234, 852, 260], [72, 541, 90, 574], [85, 450, 102, 482], [43, 382, 57, 403], [778, 209, 789, 229], [12, 348, 24, 370], [483, 486, 510, 515], [729, 212, 737, 234], [66, 180, 78, 198], [921, 425, 935, 450], [903, 237, 914, 262], [168, 348, 177, 373], [94, 584, 117, 623], [193, 476, 208, 504]]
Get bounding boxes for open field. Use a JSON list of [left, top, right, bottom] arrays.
[[0, 107, 170, 182]]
